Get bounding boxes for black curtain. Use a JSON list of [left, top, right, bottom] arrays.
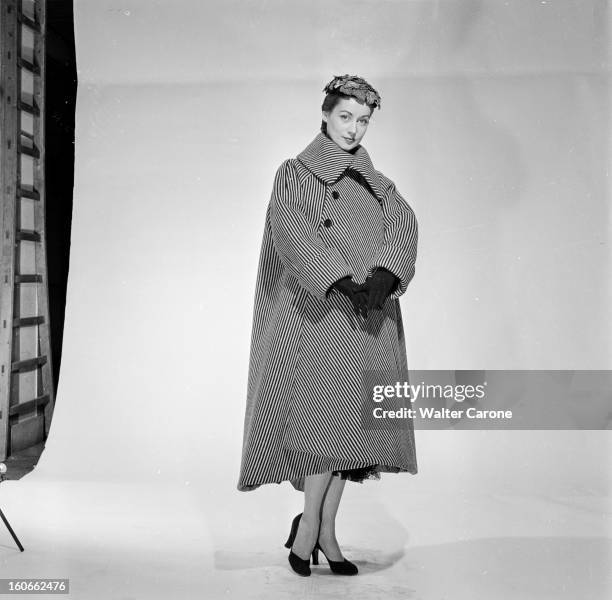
[[45, 0, 76, 393]]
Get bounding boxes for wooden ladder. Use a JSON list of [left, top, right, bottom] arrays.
[[0, 0, 55, 462]]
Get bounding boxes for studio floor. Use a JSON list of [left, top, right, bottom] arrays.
[[0, 474, 609, 600]]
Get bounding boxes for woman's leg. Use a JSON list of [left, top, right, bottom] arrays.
[[291, 471, 333, 560], [317, 472, 347, 560]]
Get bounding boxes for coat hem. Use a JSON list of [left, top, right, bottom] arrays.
[[237, 462, 418, 493]]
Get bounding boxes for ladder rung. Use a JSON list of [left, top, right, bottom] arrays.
[[18, 142, 40, 158], [9, 394, 50, 417], [21, 130, 35, 141], [15, 274, 42, 283], [13, 316, 45, 327], [17, 57, 41, 75], [18, 14, 41, 33], [16, 229, 41, 242], [17, 185, 40, 200], [11, 356, 48, 372], [18, 98, 40, 116]]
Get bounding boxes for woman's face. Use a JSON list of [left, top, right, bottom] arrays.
[[323, 97, 373, 151]]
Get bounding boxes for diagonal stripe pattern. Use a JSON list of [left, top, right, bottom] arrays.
[[238, 132, 419, 492]]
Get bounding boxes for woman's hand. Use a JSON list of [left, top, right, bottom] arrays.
[[332, 277, 369, 318], [358, 268, 398, 311]]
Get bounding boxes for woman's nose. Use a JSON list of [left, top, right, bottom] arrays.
[[347, 121, 357, 134]]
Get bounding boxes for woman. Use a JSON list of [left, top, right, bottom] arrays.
[[237, 74, 418, 577]]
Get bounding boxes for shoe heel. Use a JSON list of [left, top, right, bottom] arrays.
[[315, 540, 358, 575], [284, 513, 302, 549]]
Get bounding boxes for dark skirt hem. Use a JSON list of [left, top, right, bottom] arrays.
[[332, 464, 382, 483]]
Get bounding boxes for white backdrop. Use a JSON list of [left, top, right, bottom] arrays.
[[2, 2, 610, 591], [37, 0, 612, 490]]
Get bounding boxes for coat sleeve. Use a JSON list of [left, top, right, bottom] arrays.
[[366, 181, 418, 300], [269, 159, 355, 302]]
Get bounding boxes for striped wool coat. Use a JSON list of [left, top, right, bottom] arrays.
[[237, 131, 418, 492]]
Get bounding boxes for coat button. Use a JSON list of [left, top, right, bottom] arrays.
[[323, 218, 333, 228], [332, 190, 340, 199]]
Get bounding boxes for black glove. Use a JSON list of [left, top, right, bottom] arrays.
[[358, 268, 398, 311], [331, 276, 369, 318]]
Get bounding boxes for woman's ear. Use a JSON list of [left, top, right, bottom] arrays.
[[321, 111, 329, 123]]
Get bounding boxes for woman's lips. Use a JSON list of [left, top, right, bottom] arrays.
[[343, 137, 355, 143]]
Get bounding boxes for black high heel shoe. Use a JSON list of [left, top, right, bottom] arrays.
[[312, 539, 359, 576], [284, 513, 311, 577]]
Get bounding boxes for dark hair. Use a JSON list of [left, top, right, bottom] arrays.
[[320, 92, 375, 134]]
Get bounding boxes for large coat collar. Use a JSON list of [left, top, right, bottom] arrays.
[[296, 132, 386, 203]]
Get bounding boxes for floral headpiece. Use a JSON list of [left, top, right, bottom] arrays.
[[322, 74, 382, 110]]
